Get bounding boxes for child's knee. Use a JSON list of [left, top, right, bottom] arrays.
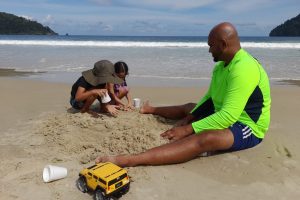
[[119, 87, 129, 95]]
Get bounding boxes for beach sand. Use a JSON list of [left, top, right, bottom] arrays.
[[1, 77, 300, 200]]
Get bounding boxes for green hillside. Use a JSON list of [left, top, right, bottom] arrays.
[[269, 14, 300, 36], [0, 12, 57, 35]]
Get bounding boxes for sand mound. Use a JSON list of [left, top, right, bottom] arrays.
[[34, 110, 173, 164]]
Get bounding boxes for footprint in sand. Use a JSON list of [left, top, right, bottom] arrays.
[[275, 144, 292, 158]]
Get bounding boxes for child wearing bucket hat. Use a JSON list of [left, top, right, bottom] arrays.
[[70, 60, 123, 116]]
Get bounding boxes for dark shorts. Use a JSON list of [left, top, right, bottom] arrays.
[[70, 97, 85, 110], [228, 122, 262, 151]]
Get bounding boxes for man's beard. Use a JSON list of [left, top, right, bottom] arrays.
[[213, 56, 219, 62]]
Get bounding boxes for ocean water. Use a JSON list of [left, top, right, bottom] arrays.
[[0, 35, 300, 87]]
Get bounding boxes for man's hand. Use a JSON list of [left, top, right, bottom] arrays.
[[161, 125, 194, 142]]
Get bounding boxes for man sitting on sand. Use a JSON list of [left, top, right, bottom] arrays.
[[70, 60, 123, 116], [95, 22, 271, 166]]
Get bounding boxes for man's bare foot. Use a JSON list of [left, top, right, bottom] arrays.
[[95, 155, 130, 167], [95, 156, 117, 164], [139, 101, 154, 114]]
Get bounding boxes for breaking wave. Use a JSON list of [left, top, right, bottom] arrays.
[[1, 40, 300, 49]]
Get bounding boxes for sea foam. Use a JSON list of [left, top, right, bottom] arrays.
[[0, 40, 300, 49]]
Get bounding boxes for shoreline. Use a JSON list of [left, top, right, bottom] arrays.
[[0, 68, 45, 77], [1, 68, 300, 87], [277, 79, 300, 86]]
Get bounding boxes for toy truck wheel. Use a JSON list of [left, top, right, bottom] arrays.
[[94, 189, 106, 200], [77, 176, 88, 193], [123, 184, 130, 194]]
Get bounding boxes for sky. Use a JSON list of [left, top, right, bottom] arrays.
[[1, 0, 300, 36]]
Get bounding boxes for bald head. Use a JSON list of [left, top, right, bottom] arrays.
[[208, 22, 241, 64], [209, 22, 239, 41]]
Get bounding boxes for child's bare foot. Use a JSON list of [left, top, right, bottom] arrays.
[[87, 110, 100, 118], [80, 109, 99, 118], [139, 101, 154, 114]]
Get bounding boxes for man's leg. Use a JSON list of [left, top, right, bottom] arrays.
[[140, 102, 196, 119], [95, 129, 234, 167]]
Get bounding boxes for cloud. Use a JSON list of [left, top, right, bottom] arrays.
[[89, 0, 220, 10], [20, 15, 33, 20], [217, 0, 276, 13], [45, 15, 53, 22], [52, 18, 114, 35], [235, 23, 257, 27], [91, 21, 113, 32], [42, 14, 55, 26], [4, 0, 298, 36], [103, 24, 113, 31], [89, 0, 112, 6], [130, 20, 165, 33], [194, 22, 208, 26], [125, 0, 219, 10]]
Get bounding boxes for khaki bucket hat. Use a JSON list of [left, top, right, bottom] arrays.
[[82, 60, 123, 86]]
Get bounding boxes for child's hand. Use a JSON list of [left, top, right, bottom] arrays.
[[121, 104, 133, 111], [93, 89, 107, 97], [126, 103, 134, 110], [105, 105, 120, 116]]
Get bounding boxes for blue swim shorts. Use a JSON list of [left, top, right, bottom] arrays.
[[70, 97, 85, 110], [228, 122, 262, 151]]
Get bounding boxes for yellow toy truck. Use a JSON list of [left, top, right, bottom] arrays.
[[77, 162, 130, 200]]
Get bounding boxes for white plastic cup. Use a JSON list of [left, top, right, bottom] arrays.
[[43, 165, 68, 183], [101, 92, 111, 103], [133, 98, 141, 108]]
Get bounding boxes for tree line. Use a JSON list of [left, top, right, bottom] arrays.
[[0, 12, 57, 35]]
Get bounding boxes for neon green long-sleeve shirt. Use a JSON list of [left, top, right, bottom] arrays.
[[191, 49, 271, 138]]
